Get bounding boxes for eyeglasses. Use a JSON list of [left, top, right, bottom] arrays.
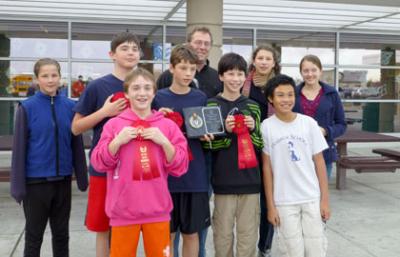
[[192, 40, 211, 48]]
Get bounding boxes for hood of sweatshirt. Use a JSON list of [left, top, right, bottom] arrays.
[[214, 94, 250, 106], [117, 108, 165, 124]]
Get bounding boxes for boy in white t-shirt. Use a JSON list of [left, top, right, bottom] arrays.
[[261, 74, 330, 257]]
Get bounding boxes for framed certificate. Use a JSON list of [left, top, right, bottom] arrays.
[[182, 106, 225, 138]]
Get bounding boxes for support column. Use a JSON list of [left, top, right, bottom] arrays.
[[379, 47, 396, 132], [187, 0, 223, 69]]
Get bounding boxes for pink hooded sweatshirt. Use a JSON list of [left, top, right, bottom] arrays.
[[91, 109, 189, 227]]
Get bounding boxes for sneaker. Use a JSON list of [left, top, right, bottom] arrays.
[[258, 249, 272, 257]]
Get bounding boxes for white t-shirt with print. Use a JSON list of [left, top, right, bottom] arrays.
[[261, 113, 328, 206]]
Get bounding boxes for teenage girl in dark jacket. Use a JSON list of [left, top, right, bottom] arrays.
[[293, 54, 346, 179]]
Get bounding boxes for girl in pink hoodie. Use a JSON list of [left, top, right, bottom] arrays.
[[91, 68, 189, 257]]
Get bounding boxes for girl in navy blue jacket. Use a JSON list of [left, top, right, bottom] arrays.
[[11, 58, 88, 257], [293, 55, 346, 179]]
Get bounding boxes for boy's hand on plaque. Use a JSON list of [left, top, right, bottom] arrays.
[[200, 134, 214, 142], [225, 115, 235, 133], [244, 115, 255, 131]]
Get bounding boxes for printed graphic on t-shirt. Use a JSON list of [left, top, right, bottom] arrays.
[[271, 135, 306, 162], [288, 141, 300, 161]]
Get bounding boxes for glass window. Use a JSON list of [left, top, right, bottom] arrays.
[[71, 62, 113, 98], [166, 26, 187, 62], [282, 66, 335, 86], [0, 60, 68, 97], [166, 26, 185, 43], [0, 101, 18, 135], [339, 68, 400, 100], [139, 63, 163, 81], [166, 26, 185, 45], [71, 62, 113, 82], [344, 102, 400, 133], [257, 30, 335, 65], [223, 28, 253, 62], [72, 23, 163, 60], [70, 62, 162, 98], [0, 20, 68, 58], [339, 33, 400, 66]]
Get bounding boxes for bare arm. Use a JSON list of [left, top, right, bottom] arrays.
[[262, 153, 280, 226], [313, 152, 331, 221], [71, 95, 127, 135]]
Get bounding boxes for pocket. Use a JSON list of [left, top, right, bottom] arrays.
[[111, 178, 171, 219], [136, 178, 171, 217], [275, 227, 290, 257]]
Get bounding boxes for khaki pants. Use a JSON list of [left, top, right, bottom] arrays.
[[213, 194, 260, 257], [275, 201, 327, 257]]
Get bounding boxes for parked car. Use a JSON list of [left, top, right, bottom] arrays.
[[351, 87, 385, 99], [339, 87, 354, 99]]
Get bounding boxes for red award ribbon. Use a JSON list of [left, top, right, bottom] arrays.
[[131, 120, 160, 181], [164, 111, 194, 161], [111, 92, 130, 109], [232, 114, 258, 170]]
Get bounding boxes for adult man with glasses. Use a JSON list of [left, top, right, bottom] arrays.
[[157, 26, 222, 98]]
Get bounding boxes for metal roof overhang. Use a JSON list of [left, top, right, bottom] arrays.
[[0, 0, 400, 34]]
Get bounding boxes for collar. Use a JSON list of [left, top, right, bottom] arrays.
[[197, 59, 211, 73], [297, 81, 337, 94], [36, 90, 60, 100]]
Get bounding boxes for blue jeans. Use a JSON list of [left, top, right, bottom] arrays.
[[173, 228, 208, 257], [173, 230, 179, 257], [326, 162, 333, 179]]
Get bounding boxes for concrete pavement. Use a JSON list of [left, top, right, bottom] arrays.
[[1, 141, 400, 257]]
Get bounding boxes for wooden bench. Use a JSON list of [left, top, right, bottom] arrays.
[[372, 148, 400, 161], [0, 167, 10, 182], [338, 156, 400, 174], [345, 118, 363, 125]]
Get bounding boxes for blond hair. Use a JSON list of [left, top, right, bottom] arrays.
[[123, 68, 156, 93]]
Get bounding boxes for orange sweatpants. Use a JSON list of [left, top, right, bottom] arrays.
[[110, 221, 170, 257]]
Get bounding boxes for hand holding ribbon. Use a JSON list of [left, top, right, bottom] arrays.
[[101, 93, 128, 117], [232, 114, 258, 170], [108, 126, 138, 156], [164, 111, 184, 128], [114, 126, 139, 145], [111, 92, 130, 108]]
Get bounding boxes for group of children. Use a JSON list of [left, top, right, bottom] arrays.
[[11, 30, 333, 257]]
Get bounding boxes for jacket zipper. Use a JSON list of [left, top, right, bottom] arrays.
[[51, 96, 60, 176]]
